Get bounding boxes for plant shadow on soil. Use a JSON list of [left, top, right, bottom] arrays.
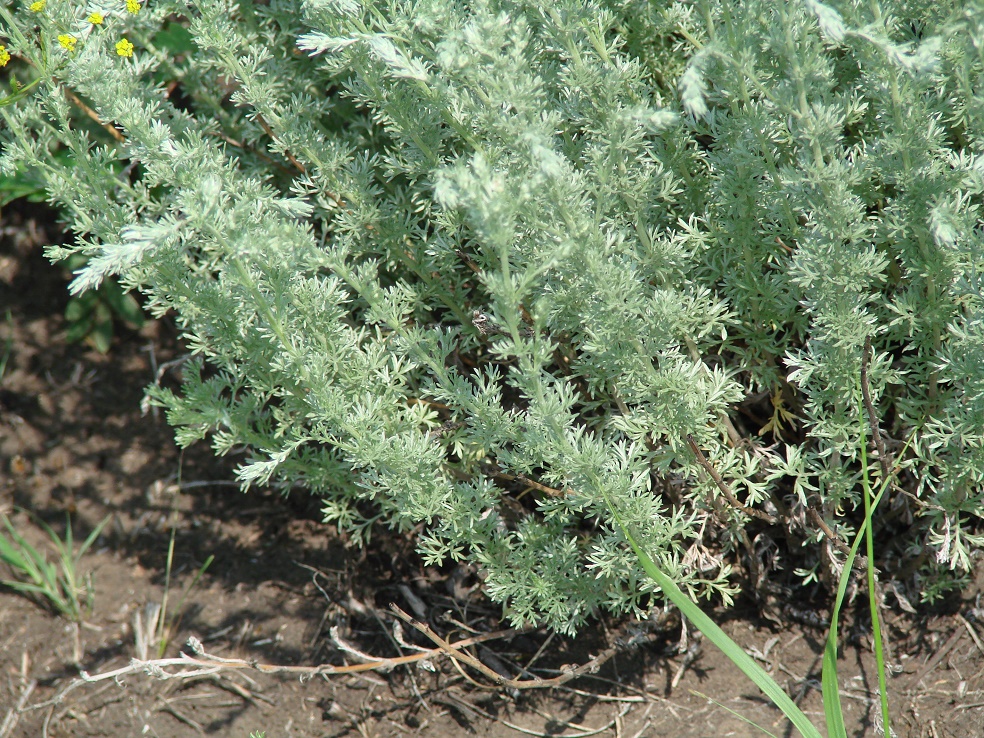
[[1, 202, 984, 737]]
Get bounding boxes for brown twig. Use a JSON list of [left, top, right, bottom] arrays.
[[806, 507, 854, 559], [157, 701, 204, 733], [0, 679, 36, 738], [959, 614, 984, 656], [860, 336, 892, 482], [390, 605, 646, 689], [455, 249, 482, 274], [685, 435, 778, 524], [64, 89, 125, 143], [494, 470, 566, 498], [434, 691, 631, 737], [77, 625, 517, 687], [687, 434, 866, 568], [254, 113, 307, 175]]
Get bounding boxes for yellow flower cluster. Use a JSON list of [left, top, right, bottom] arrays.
[[20, 1, 139, 59], [0, 45, 10, 68]]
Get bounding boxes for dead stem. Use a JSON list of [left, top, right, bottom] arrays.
[[390, 605, 656, 690], [686, 434, 779, 524], [861, 335, 892, 482]]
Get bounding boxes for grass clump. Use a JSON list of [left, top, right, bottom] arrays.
[[0, 511, 110, 622]]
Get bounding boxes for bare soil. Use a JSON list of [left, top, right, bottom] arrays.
[[2, 204, 983, 738]]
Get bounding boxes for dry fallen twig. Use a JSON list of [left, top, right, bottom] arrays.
[[390, 605, 657, 689], [0, 678, 36, 738], [25, 605, 663, 730], [78, 625, 518, 686]]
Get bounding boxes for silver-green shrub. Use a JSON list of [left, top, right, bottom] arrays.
[[2, 0, 983, 632]]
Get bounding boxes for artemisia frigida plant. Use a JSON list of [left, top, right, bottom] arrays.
[[2, 0, 983, 649]]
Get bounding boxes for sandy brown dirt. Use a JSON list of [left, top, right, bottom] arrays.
[[2, 204, 984, 738]]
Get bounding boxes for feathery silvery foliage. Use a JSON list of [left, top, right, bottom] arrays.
[[2, 0, 984, 631]]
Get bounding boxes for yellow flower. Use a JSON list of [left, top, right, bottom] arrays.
[[29, 0, 45, 11], [58, 34, 78, 52], [115, 38, 134, 57], [88, 12, 104, 25], [0, 46, 10, 68], [125, 0, 140, 13]]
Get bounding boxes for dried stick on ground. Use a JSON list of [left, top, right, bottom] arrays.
[[31, 610, 660, 720], [21, 626, 519, 724], [78, 626, 517, 686], [0, 678, 36, 738], [390, 606, 657, 689]]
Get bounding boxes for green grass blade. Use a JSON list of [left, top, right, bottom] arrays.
[[822, 426, 918, 737], [0, 517, 51, 586], [1, 580, 50, 597], [63, 513, 74, 554], [822, 483, 882, 738], [857, 401, 892, 734], [821, 528, 861, 738], [0, 511, 111, 621], [608, 505, 823, 738], [0, 530, 31, 572], [76, 516, 112, 560], [157, 528, 178, 657]]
